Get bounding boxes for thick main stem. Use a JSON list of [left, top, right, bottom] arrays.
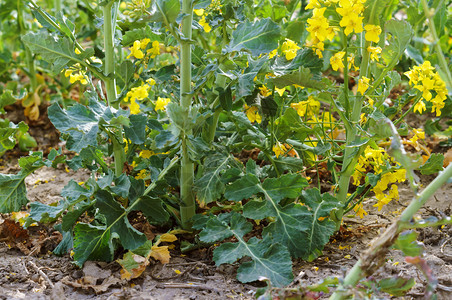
[[103, 1, 117, 107], [103, 1, 123, 177], [18, 0, 37, 92], [179, 0, 195, 228], [330, 164, 452, 300]]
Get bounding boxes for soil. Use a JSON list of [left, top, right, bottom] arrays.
[[0, 108, 451, 299]]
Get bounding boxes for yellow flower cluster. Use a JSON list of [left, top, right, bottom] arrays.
[[124, 78, 156, 114], [290, 96, 320, 117], [65, 66, 88, 85], [244, 104, 262, 124], [127, 38, 160, 60], [280, 39, 301, 61], [404, 61, 448, 116], [194, 0, 221, 33], [272, 142, 298, 158], [155, 97, 171, 111], [306, 7, 335, 58], [352, 146, 406, 211], [357, 76, 370, 95]]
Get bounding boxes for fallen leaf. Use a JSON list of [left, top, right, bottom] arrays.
[[150, 245, 171, 264]]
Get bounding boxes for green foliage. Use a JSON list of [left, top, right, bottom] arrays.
[[419, 153, 444, 175], [198, 212, 294, 287], [226, 18, 280, 56], [378, 277, 416, 297]]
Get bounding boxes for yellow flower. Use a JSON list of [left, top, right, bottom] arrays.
[[268, 49, 278, 59], [367, 46, 382, 62], [347, 55, 359, 71], [259, 85, 272, 97], [275, 87, 286, 96], [75, 48, 81, 54], [290, 96, 320, 117], [194, 9, 204, 16], [338, 12, 363, 36], [199, 16, 211, 33], [357, 76, 370, 95], [353, 203, 368, 219], [312, 40, 324, 58], [330, 51, 345, 71], [306, 0, 321, 9], [413, 100, 426, 114], [127, 40, 144, 59], [281, 39, 301, 60], [272, 142, 287, 158], [140, 38, 151, 49], [155, 97, 171, 111], [139, 150, 154, 158], [146, 78, 156, 86], [146, 41, 160, 58], [129, 98, 140, 114], [69, 72, 88, 85], [364, 24, 382, 43], [135, 169, 148, 179], [131, 85, 149, 100], [244, 104, 262, 124], [306, 8, 330, 42], [410, 128, 425, 143]]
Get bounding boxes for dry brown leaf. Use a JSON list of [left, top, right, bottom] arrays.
[[444, 148, 452, 167]]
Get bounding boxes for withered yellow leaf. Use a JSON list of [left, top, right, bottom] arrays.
[[150, 245, 171, 264]]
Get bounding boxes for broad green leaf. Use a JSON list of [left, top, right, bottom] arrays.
[[130, 195, 170, 224], [200, 213, 293, 287], [226, 18, 280, 56], [73, 223, 114, 267], [378, 277, 415, 297], [148, 0, 180, 24], [237, 55, 267, 98], [270, 67, 326, 90], [21, 31, 93, 74], [95, 190, 147, 250], [224, 173, 261, 202], [53, 224, 73, 256], [124, 114, 147, 144], [111, 174, 131, 198], [118, 60, 134, 86], [299, 189, 339, 261], [0, 154, 45, 213], [121, 26, 162, 46], [382, 20, 413, 66], [0, 90, 17, 110], [194, 152, 241, 205], [48, 99, 128, 152], [393, 231, 423, 257], [419, 153, 444, 175], [271, 49, 323, 77]]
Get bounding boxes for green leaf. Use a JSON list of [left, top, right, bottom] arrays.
[[73, 223, 114, 267], [382, 20, 413, 66], [130, 195, 170, 224], [419, 153, 444, 175], [121, 26, 162, 46], [270, 67, 326, 90], [21, 31, 93, 74], [95, 190, 146, 250], [148, 0, 180, 24], [226, 18, 280, 56], [224, 173, 261, 202], [48, 99, 128, 152], [194, 152, 241, 205], [0, 90, 17, 110], [118, 60, 134, 85], [299, 189, 339, 261], [0, 154, 45, 213], [393, 231, 423, 257], [199, 213, 293, 287], [124, 114, 146, 144], [378, 277, 415, 297], [237, 55, 267, 98]]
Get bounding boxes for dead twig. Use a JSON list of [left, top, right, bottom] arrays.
[[28, 261, 54, 288], [156, 282, 222, 293]]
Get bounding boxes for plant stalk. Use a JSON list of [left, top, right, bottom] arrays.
[[179, 0, 195, 229], [330, 164, 452, 300], [102, 0, 118, 107], [420, 0, 452, 92], [18, 0, 38, 92]]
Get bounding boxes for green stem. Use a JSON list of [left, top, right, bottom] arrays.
[[420, 0, 452, 92], [330, 164, 452, 300], [393, 93, 422, 126], [54, 0, 61, 13], [18, 0, 37, 91], [103, 1, 118, 107], [179, 0, 195, 229]]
